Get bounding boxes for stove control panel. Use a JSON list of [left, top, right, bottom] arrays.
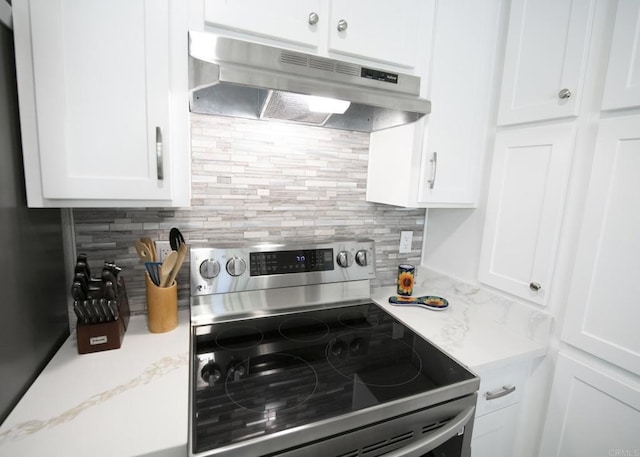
[[190, 239, 376, 297]]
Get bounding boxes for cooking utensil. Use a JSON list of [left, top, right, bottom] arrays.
[[145, 261, 162, 286], [160, 250, 179, 287], [169, 228, 185, 251], [165, 243, 187, 288], [135, 240, 154, 262], [140, 237, 157, 261]]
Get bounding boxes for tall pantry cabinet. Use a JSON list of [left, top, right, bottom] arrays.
[[539, 0, 640, 453], [478, 0, 640, 455]]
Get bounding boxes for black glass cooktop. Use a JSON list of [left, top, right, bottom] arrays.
[[192, 303, 475, 454]]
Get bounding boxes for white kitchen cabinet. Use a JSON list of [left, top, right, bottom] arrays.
[[12, 0, 190, 208], [471, 360, 531, 457], [203, 0, 433, 71], [203, 0, 321, 48], [472, 405, 520, 457], [539, 353, 640, 456], [478, 123, 575, 306], [365, 0, 502, 208], [561, 115, 640, 377], [602, 0, 640, 111], [497, 0, 596, 126]]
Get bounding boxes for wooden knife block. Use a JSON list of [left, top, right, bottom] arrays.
[[76, 276, 131, 354]]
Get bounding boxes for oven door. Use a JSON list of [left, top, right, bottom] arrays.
[[273, 394, 476, 457]]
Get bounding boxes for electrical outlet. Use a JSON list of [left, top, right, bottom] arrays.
[[399, 231, 413, 254], [156, 241, 172, 261]]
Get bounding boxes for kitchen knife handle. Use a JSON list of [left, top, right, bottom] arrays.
[[156, 126, 164, 181]]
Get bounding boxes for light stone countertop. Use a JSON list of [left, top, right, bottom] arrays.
[[372, 268, 552, 373], [0, 310, 190, 457], [0, 269, 551, 456]]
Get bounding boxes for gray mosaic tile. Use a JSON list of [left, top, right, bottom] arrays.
[[74, 115, 425, 315]]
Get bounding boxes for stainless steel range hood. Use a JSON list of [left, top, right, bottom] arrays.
[[188, 32, 430, 132]]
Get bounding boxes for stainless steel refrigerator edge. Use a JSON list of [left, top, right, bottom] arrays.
[[0, 20, 69, 424]]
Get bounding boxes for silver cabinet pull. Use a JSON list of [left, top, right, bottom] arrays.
[[337, 19, 348, 31], [427, 152, 438, 189], [156, 126, 164, 181], [485, 385, 516, 400], [559, 88, 572, 99], [530, 282, 541, 292], [308, 12, 319, 25]]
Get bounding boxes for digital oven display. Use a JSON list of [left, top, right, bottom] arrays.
[[250, 249, 334, 276]]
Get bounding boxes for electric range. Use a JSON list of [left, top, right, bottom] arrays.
[[189, 239, 479, 457]]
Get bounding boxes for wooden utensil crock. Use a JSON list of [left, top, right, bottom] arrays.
[[145, 273, 178, 333]]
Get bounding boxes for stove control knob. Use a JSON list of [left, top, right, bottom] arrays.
[[336, 251, 353, 268], [355, 250, 368, 266], [226, 257, 247, 276], [199, 259, 220, 279]]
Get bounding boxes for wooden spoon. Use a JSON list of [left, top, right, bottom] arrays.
[[165, 243, 188, 288], [159, 250, 179, 287], [134, 240, 154, 262], [140, 237, 156, 262]]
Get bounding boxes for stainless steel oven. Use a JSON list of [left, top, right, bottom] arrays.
[[189, 239, 479, 457]]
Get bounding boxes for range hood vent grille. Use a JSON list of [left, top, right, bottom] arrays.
[[280, 51, 360, 77], [280, 51, 309, 67]]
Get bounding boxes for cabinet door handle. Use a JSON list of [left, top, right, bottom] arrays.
[[529, 282, 541, 292], [427, 152, 438, 189], [156, 126, 164, 181], [308, 12, 319, 25], [337, 19, 348, 32], [485, 385, 516, 400]]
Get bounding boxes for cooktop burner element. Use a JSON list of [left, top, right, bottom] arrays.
[[278, 316, 330, 342], [338, 308, 380, 328], [189, 239, 479, 457], [326, 330, 424, 388], [225, 353, 318, 413], [214, 326, 264, 350]]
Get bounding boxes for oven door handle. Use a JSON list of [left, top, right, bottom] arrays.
[[384, 405, 476, 457]]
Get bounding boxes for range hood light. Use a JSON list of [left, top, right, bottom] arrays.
[[307, 96, 351, 114]]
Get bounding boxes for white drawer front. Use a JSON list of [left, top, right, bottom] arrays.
[[475, 362, 530, 417]]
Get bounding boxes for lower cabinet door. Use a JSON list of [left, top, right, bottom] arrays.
[[471, 404, 519, 457], [539, 352, 640, 457]]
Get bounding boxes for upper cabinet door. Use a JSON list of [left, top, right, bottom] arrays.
[[497, 0, 596, 126], [601, 0, 640, 111], [327, 0, 432, 69], [14, 0, 190, 206], [478, 123, 575, 306], [561, 116, 640, 376], [203, 0, 321, 48]]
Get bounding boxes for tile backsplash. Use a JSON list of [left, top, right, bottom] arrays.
[[73, 114, 425, 313]]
